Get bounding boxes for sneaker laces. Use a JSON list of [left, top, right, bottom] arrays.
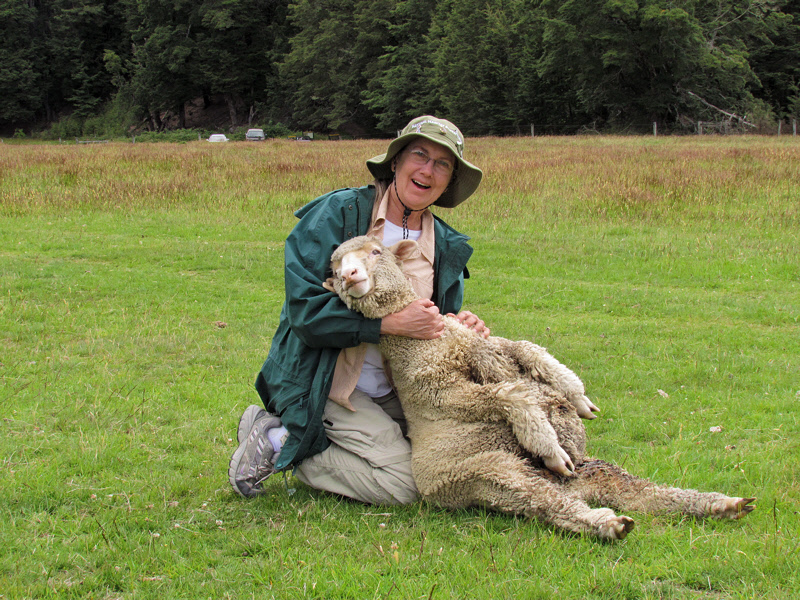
[[253, 451, 279, 487]]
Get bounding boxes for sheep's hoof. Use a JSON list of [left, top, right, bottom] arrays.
[[710, 497, 756, 520], [572, 395, 600, 419], [598, 515, 635, 540], [543, 449, 575, 477]]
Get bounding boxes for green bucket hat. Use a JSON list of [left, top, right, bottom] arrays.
[[366, 115, 483, 208]]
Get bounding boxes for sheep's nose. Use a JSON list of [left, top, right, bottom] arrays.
[[342, 266, 360, 283]]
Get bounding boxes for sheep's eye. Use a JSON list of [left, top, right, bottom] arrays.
[[371, 249, 381, 256]]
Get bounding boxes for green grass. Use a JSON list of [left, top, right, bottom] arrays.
[[1, 137, 799, 598]]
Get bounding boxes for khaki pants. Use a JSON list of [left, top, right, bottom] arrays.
[[294, 390, 418, 505]]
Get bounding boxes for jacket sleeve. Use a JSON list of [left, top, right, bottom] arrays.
[[432, 216, 473, 316], [438, 267, 467, 315], [283, 190, 382, 349]]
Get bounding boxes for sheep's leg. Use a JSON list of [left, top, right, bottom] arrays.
[[490, 382, 590, 476], [424, 451, 634, 540], [494, 339, 599, 419], [500, 384, 576, 476], [437, 380, 577, 476], [561, 460, 756, 520]]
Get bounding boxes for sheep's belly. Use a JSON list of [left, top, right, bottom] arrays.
[[408, 419, 523, 488]]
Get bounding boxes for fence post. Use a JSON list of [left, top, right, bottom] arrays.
[[794, 119, 797, 136], [698, 121, 702, 135], [653, 122, 657, 136], [531, 123, 534, 138], [778, 121, 782, 136]]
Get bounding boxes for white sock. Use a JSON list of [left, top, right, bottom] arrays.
[[267, 425, 288, 453]]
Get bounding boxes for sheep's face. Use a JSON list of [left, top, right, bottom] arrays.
[[329, 237, 385, 299], [323, 236, 418, 318]]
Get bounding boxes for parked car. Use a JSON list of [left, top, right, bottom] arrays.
[[245, 128, 265, 141], [208, 134, 229, 142]]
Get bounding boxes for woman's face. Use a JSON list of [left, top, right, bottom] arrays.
[[391, 139, 455, 210]]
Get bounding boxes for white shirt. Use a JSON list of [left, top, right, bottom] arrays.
[[355, 221, 422, 397]]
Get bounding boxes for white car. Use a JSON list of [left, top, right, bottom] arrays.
[[208, 134, 229, 142], [246, 128, 265, 141]]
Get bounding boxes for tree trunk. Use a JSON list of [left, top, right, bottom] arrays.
[[177, 102, 186, 129], [224, 93, 237, 128], [150, 110, 163, 131]]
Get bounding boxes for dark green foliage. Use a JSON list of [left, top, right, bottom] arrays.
[[535, 0, 778, 131], [427, 0, 526, 134], [362, 0, 440, 130], [279, 0, 396, 134], [748, 0, 800, 119], [0, 0, 43, 127], [1, 0, 797, 135]]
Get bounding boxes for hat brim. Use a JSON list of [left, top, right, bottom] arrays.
[[366, 133, 482, 208]]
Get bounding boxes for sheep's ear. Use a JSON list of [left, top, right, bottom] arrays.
[[388, 239, 418, 263], [322, 278, 336, 293]]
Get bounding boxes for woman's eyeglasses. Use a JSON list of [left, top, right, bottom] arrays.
[[406, 149, 454, 176]]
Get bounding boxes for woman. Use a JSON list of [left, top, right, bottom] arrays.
[[229, 115, 488, 504]]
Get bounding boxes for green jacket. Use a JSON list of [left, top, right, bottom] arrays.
[[255, 186, 473, 471]]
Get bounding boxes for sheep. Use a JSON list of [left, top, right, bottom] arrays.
[[323, 236, 755, 540]]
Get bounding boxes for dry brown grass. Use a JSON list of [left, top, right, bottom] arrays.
[[2, 136, 798, 226]]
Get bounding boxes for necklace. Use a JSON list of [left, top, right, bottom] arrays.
[[393, 178, 429, 239]]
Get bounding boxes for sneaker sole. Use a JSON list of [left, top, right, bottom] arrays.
[[228, 437, 258, 498], [229, 406, 266, 498], [237, 405, 265, 444]]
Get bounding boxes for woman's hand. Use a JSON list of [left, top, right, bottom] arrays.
[[381, 298, 444, 339], [447, 310, 491, 339]]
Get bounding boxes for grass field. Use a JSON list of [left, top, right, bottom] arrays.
[[1, 136, 799, 599]]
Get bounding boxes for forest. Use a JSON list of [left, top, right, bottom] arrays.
[[1, 0, 799, 137]]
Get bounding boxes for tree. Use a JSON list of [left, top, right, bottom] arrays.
[[426, 0, 519, 134], [41, 0, 128, 119], [280, 0, 394, 133], [362, 0, 439, 131], [0, 0, 42, 130], [364, 0, 547, 135], [533, 0, 783, 130], [124, 0, 201, 129], [194, 0, 291, 127], [747, 0, 800, 119]]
